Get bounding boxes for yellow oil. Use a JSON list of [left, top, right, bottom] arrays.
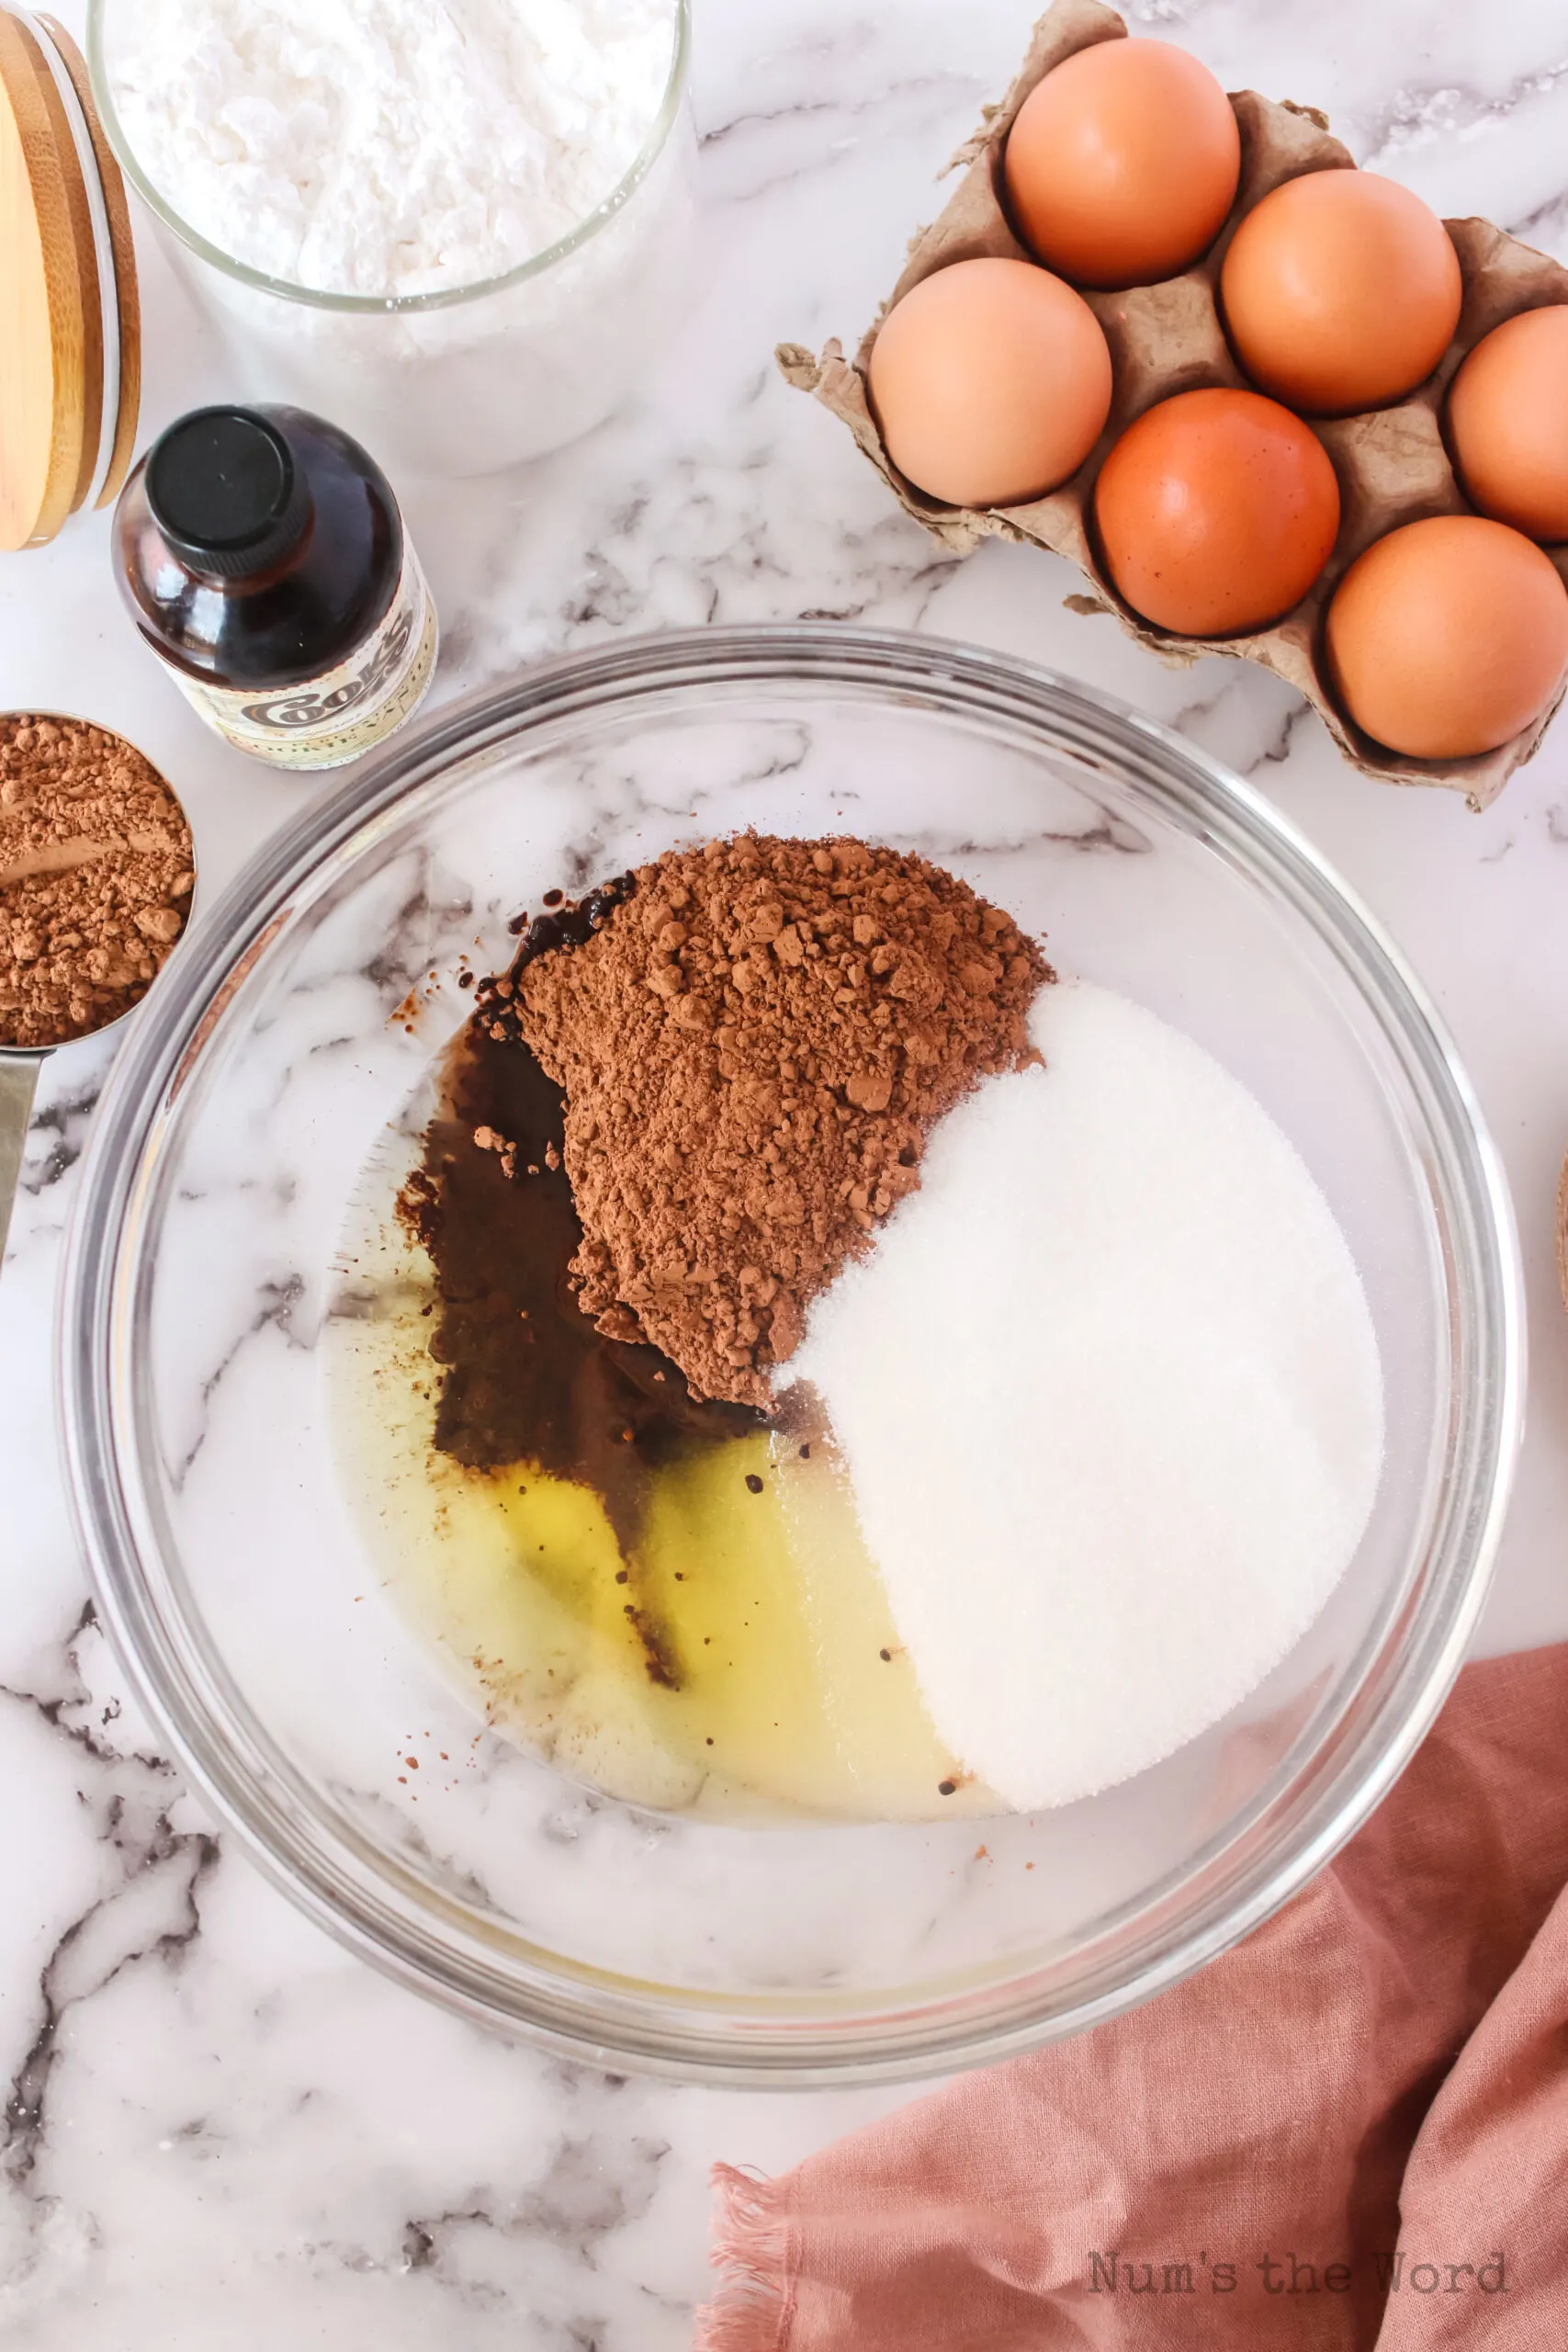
[[329, 1186, 995, 1824]]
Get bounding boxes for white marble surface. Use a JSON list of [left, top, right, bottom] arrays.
[[6, 0, 1568, 2340]]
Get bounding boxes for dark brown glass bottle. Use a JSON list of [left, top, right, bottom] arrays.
[[113, 403, 437, 772]]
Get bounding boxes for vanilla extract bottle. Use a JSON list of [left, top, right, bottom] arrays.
[[114, 403, 437, 770]]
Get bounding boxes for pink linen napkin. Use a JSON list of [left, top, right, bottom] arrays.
[[698, 1645, 1568, 2350]]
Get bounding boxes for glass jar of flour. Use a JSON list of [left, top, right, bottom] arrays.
[[85, 0, 694, 481]]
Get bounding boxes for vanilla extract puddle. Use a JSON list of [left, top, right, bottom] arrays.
[[328, 1014, 992, 1824]]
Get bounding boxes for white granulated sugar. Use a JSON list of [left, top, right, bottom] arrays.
[[111, 0, 675, 297], [791, 981, 1385, 1813]]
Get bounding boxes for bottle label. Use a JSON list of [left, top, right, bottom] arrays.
[[166, 544, 439, 770]]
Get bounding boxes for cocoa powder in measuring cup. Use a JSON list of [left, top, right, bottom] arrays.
[[0, 715, 194, 1049]]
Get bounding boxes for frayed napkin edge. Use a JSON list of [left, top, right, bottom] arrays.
[[694, 2165, 793, 2352]]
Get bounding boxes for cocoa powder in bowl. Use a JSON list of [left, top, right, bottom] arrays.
[[0, 715, 195, 1051], [485, 833, 1052, 1408]]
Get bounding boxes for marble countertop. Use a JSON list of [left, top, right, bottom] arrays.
[[6, 0, 1568, 2340]]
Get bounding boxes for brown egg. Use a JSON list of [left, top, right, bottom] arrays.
[[1093, 388, 1340, 636], [1448, 306, 1568, 542], [866, 259, 1113, 509], [1325, 515, 1568, 758], [1004, 40, 1241, 290], [1221, 171, 1462, 415]]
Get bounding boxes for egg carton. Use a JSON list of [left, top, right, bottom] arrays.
[[778, 0, 1568, 808]]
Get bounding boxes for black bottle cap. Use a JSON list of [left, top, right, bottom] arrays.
[[144, 407, 311, 580]]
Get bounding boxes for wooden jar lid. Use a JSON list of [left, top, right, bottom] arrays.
[[0, 8, 140, 552]]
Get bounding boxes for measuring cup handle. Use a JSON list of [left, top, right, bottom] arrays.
[[0, 1056, 45, 1273]]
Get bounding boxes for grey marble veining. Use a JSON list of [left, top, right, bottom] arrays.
[[5, 0, 1568, 2342]]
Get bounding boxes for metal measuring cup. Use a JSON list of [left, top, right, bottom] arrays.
[[0, 714, 195, 1272]]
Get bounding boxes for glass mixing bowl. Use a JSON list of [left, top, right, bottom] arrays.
[[60, 627, 1523, 2086]]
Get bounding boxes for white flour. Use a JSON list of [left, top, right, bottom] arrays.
[[110, 0, 677, 297], [791, 981, 1385, 1814]]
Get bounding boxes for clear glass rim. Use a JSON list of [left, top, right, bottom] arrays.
[[58, 626, 1525, 2086], [85, 0, 691, 315]]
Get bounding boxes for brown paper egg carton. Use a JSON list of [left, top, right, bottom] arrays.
[[778, 0, 1568, 808]]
